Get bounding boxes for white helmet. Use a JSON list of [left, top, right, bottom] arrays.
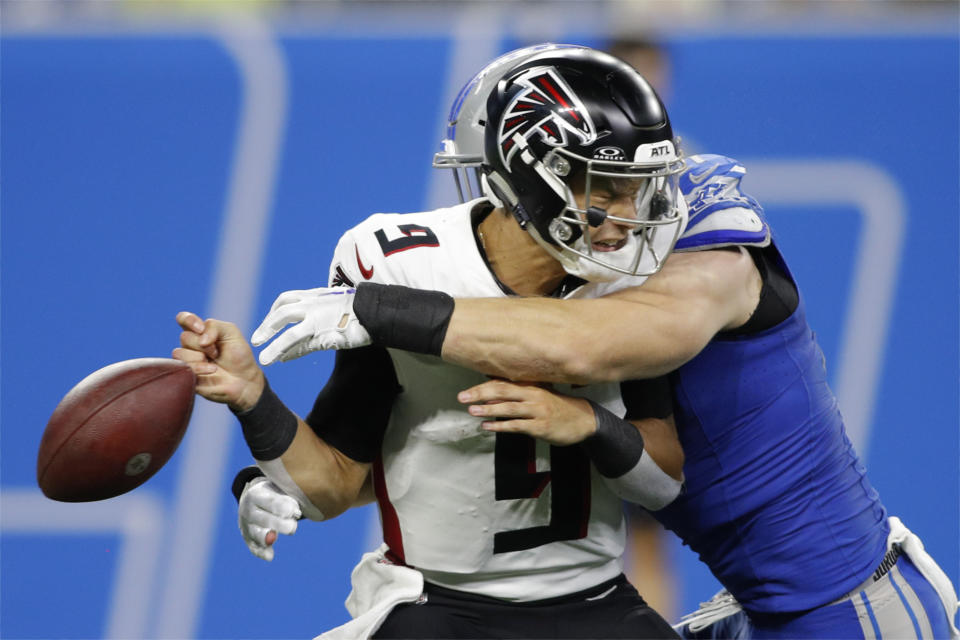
[[433, 43, 587, 203]]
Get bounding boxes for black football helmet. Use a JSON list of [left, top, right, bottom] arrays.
[[481, 47, 687, 281]]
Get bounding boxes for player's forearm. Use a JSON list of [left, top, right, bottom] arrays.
[[233, 380, 368, 520], [442, 297, 703, 384], [270, 421, 369, 520], [583, 404, 683, 510], [632, 416, 684, 482]]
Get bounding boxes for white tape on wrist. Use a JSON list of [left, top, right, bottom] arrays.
[[257, 458, 326, 521], [603, 450, 682, 511]]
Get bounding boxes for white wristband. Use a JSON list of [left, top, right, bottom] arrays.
[[602, 450, 683, 511]]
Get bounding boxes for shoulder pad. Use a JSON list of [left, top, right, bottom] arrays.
[[675, 154, 770, 251]]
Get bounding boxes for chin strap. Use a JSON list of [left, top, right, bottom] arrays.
[[481, 171, 509, 211]]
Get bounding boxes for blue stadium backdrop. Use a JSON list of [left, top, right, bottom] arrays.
[[2, 8, 957, 639]]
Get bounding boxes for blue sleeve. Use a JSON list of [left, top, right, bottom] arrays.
[[676, 154, 771, 251]]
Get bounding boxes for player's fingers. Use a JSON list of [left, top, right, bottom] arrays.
[[171, 350, 217, 376], [200, 318, 243, 348], [178, 326, 219, 361], [171, 347, 217, 375], [251, 515, 291, 541], [458, 379, 531, 404], [267, 288, 314, 314], [277, 340, 322, 363], [248, 543, 274, 562], [468, 400, 531, 419], [171, 346, 206, 362], [191, 369, 242, 405], [248, 505, 299, 536], [244, 505, 280, 530], [258, 324, 311, 366], [252, 305, 307, 346], [258, 491, 302, 521], [480, 419, 533, 435], [244, 522, 274, 547], [175, 311, 205, 334], [269, 515, 297, 536]]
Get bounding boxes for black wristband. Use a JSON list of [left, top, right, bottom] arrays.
[[581, 401, 645, 478], [231, 378, 298, 461], [353, 282, 454, 356], [231, 465, 265, 503]]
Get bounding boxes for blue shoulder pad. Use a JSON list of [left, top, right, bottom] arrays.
[[675, 154, 770, 251]]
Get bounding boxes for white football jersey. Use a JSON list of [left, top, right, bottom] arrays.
[[327, 200, 641, 601]]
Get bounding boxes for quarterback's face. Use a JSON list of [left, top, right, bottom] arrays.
[[570, 176, 642, 253]]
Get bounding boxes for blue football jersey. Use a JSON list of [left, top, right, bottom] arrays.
[[659, 156, 889, 613]]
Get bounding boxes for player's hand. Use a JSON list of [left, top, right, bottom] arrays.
[[238, 476, 301, 562], [173, 311, 264, 412], [457, 380, 597, 446], [252, 287, 371, 365]]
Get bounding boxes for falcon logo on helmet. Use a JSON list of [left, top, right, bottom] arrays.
[[498, 67, 597, 168]]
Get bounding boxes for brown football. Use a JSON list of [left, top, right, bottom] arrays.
[[38, 357, 197, 502]]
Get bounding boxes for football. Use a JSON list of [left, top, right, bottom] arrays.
[[38, 357, 197, 502]]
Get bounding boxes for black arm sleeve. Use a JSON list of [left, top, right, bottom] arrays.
[[304, 345, 402, 463], [724, 245, 799, 336], [620, 376, 673, 420]]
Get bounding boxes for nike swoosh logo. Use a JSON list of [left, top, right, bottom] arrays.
[[686, 166, 715, 185], [355, 246, 374, 280]]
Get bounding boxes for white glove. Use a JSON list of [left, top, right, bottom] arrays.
[[238, 476, 302, 562], [252, 286, 372, 366]]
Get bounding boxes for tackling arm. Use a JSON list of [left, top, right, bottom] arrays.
[[443, 248, 761, 384]]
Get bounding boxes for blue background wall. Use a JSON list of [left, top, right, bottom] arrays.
[[2, 9, 957, 639]]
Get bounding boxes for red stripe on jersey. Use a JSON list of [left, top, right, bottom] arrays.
[[373, 455, 406, 564], [532, 474, 551, 498]]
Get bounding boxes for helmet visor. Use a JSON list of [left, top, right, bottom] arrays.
[[549, 151, 686, 277]]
